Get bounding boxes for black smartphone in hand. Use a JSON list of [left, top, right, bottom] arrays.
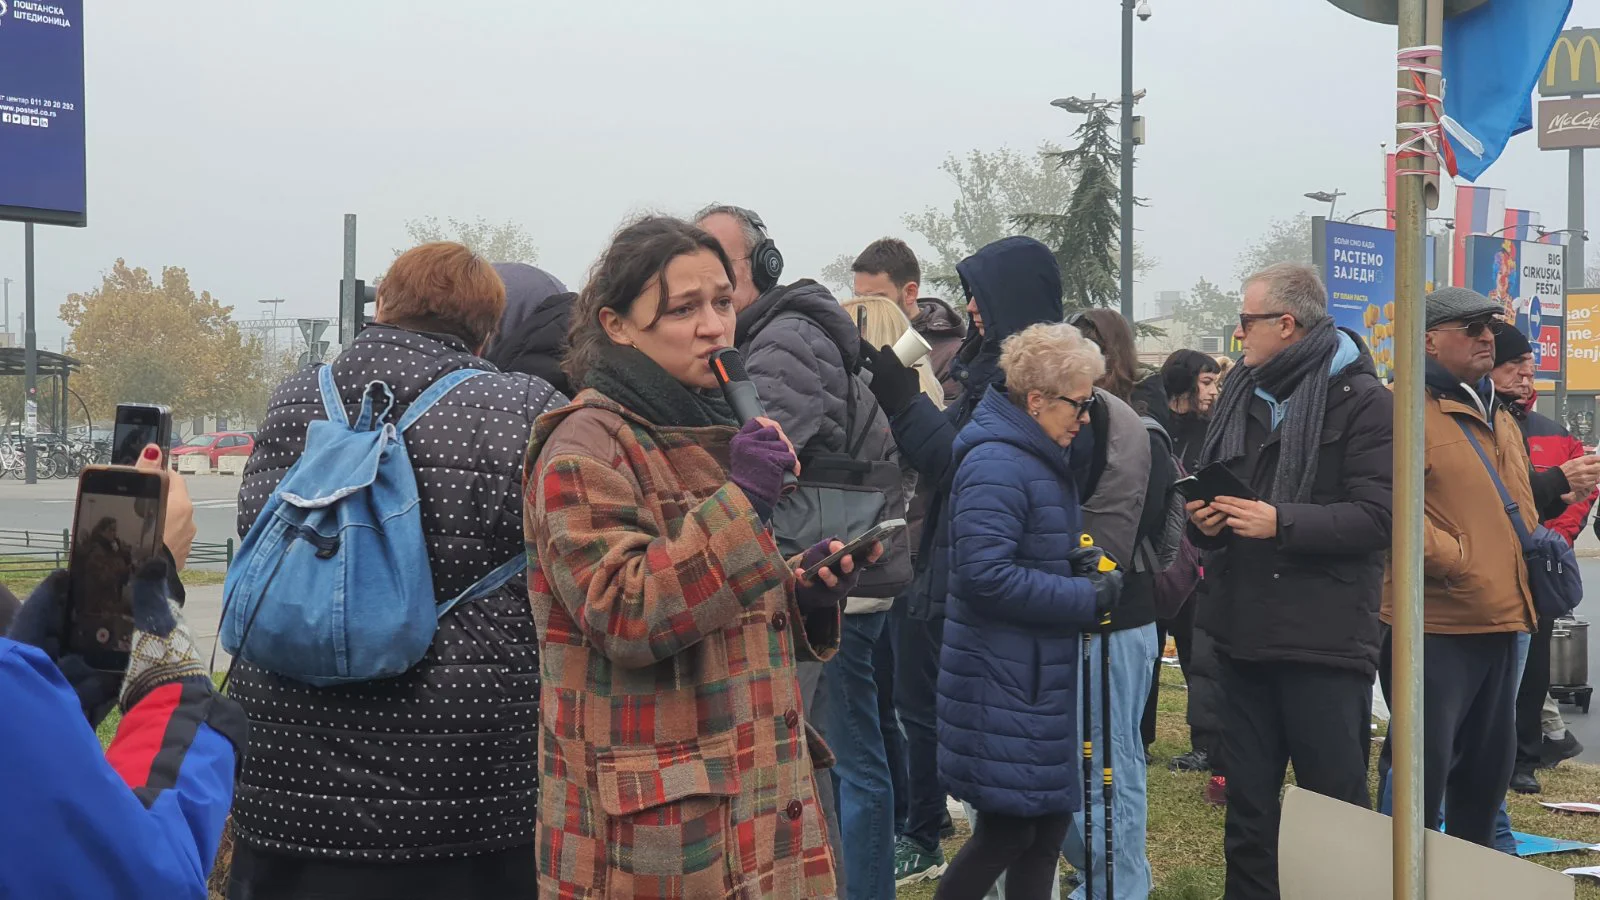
[[802, 519, 907, 581], [66, 466, 168, 672], [112, 403, 172, 467], [1173, 462, 1258, 505]]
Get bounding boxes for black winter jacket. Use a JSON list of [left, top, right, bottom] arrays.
[[1192, 342, 1394, 675], [228, 325, 565, 863]]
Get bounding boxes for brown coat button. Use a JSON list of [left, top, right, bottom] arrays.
[[772, 611, 788, 630], [784, 709, 800, 728], [787, 800, 804, 820]]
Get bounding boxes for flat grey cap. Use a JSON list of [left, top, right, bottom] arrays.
[[1425, 286, 1502, 330]]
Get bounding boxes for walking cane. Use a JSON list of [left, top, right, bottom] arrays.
[[1081, 622, 1096, 900], [1078, 534, 1119, 898]]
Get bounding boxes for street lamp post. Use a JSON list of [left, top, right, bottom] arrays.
[[2, 277, 10, 348], [1305, 189, 1347, 220]]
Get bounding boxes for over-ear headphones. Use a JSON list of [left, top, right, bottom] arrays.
[[738, 207, 785, 294]]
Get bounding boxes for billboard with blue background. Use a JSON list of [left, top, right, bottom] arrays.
[[1316, 220, 1396, 379], [0, 0, 86, 225], [1468, 235, 1565, 376]]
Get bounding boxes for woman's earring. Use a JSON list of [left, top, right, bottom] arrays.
[[1030, 409, 1040, 418]]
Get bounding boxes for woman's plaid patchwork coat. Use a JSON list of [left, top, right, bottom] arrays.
[[525, 390, 840, 899]]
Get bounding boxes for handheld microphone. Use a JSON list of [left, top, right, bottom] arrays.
[[709, 347, 799, 494]]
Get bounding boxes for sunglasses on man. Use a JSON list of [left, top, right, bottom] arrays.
[[1431, 316, 1498, 338]]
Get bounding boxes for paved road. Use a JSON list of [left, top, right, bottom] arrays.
[[0, 473, 244, 555]]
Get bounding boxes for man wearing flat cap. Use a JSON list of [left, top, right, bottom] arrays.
[[1378, 287, 1600, 847]]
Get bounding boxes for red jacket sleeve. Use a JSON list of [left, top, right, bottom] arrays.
[[1544, 433, 1592, 544]]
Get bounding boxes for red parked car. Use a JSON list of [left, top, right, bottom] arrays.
[[169, 432, 255, 469]]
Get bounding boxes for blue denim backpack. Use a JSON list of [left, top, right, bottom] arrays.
[[220, 366, 527, 687]]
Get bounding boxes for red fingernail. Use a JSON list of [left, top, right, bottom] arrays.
[[143, 447, 160, 461]]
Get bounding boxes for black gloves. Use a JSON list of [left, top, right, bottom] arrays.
[[1067, 544, 1123, 620], [1087, 569, 1125, 618], [8, 571, 122, 725], [860, 343, 922, 417], [7, 559, 203, 723]]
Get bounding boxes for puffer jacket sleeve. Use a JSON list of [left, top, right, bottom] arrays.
[[532, 419, 796, 670], [890, 394, 961, 487], [0, 640, 243, 900], [1275, 382, 1394, 556], [1542, 431, 1591, 543], [949, 449, 1098, 630], [743, 320, 831, 454]]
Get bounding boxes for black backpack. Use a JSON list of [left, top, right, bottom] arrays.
[[769, 318, 913, 599], [1133, 415, 1187, 576]]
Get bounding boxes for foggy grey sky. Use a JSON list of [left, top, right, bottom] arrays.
[[2, 0, 1597, 348]]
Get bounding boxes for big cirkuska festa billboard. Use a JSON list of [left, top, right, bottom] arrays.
[[1468, 236, 1566, 376]]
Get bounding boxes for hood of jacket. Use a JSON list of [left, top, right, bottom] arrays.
[[1131, 372, 1170, 430], [952, 385, 1075, 483], [484, 289, 576, 397], [736, 279, 862, 371], [912, 297, 968, 339], [954, 236, 1064, 350], [489, 263, 567, 339]]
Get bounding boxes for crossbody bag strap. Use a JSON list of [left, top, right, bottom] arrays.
[[1453, 417, 1534, 547], [437, 554, 528, 619]]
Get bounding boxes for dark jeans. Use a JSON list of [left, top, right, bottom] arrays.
[[934, 811, 1073, 900], [1516, 614, 1556, 770], [1219, 656, 1372, 900], [826, 611, 897, 899], [896, 610, 946, 853], [1143, 598, 1196, 748], [1379, 630, 1519, 848], [877, 602, 909, 834]]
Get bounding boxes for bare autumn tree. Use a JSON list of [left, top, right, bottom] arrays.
[[398, 216, 540, 264]]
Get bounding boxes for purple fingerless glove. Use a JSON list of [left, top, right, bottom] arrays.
[[794, 539, 860, 613], [729, 420, 796, 523]]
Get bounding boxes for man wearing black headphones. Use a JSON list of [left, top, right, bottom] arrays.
[[695, 203, 896, 897], [695, 204, 787, 313]]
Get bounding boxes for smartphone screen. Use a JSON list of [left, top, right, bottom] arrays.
[[67, 468, 166, 670], [112, 403, 171, 466], [803, 519, 907, 580]]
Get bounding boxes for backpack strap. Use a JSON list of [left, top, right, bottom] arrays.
[[396, 369, 490, 434], [318, 365, 350, 427], [1454, 417, 1534, 548], [437, 554, 529, 618]]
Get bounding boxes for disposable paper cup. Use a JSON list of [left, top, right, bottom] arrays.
[[893, 329, 933, 367]]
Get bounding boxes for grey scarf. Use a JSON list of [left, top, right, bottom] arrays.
[[1199, 317, 1340, 503]]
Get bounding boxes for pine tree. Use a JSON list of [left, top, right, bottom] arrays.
[[1011, 102, 1124, 310]]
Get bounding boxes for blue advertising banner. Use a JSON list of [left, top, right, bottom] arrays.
[[1322, 221, 1396, 379], [1468, 235, 1565, 376], [0, 1, 86, 225]]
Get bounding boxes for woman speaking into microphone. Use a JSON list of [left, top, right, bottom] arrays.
[[525, 215, 871, 899]]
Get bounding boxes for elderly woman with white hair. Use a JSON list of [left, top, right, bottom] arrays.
[[933, 323, 1126, 900]]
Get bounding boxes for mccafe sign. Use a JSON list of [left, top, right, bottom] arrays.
[[1538, 97, 1600, 151]]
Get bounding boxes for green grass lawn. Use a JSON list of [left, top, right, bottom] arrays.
[[85, 664, 1600, 898], [1, 559, 226, 596], [898, 666, 1600, 899]]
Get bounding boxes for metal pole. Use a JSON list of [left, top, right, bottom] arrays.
[[1566, 148, 1586, 425], [1119, 0, 1135, 321], [339, 215, 358, 348], [3, 277, 10, 346], [1391, 1, 1431, 897], [23, 223, 38, 485]]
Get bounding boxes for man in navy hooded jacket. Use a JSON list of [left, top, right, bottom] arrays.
[[862, 235, 1065, 885]]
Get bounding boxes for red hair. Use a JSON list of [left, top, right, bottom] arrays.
[[377, 242, 506, 347]]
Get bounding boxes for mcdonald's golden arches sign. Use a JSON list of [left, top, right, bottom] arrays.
[[1542, 28, 1600, 97]]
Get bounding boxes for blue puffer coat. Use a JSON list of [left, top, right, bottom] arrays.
[[937, 385, 1101, 817]]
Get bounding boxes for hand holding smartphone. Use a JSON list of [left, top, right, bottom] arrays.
[[112, 403, 172, 467], [801, 519, 906, 581], [65, 465, 168, 671]]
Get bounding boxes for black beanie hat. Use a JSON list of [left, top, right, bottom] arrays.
[[1491, 320, 1533, 368]]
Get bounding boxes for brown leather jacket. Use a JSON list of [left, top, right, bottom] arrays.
[[1382, 387, 1536, 635]]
